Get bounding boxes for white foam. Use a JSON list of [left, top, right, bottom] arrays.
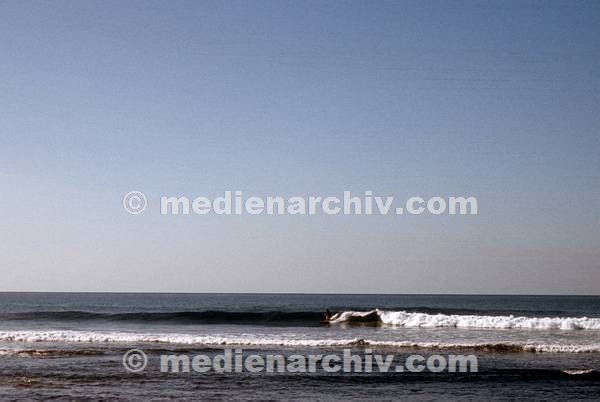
[[0, 330, 598, 353], [562, 368, 594, 375], [330, 309, 600, 330]]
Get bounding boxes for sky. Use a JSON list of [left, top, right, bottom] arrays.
[[0, 0, 599, 294]]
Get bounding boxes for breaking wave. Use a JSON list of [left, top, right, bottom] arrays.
[[0, 330, 598, 353], [328, 309, 600, 330], [3, 309, 600, 330]]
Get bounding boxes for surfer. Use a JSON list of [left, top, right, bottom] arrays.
[[324, 309, 381, 325], [324, 308, 338, 322]]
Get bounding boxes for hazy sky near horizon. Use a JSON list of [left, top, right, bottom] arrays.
[[1, 0, 599, 294]]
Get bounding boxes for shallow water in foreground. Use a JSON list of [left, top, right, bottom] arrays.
[[0, 293, 599, 399]]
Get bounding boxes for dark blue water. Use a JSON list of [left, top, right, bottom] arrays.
[[1, 293, 599, 399]]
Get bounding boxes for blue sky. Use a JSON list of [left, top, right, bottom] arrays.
[[1, 0, 599, 293]]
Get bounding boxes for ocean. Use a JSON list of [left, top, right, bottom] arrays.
[[0, 293, 599, 399]]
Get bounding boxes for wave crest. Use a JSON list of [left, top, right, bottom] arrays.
[[0, 331, 598, 353], [328, 309, 600, 330]]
